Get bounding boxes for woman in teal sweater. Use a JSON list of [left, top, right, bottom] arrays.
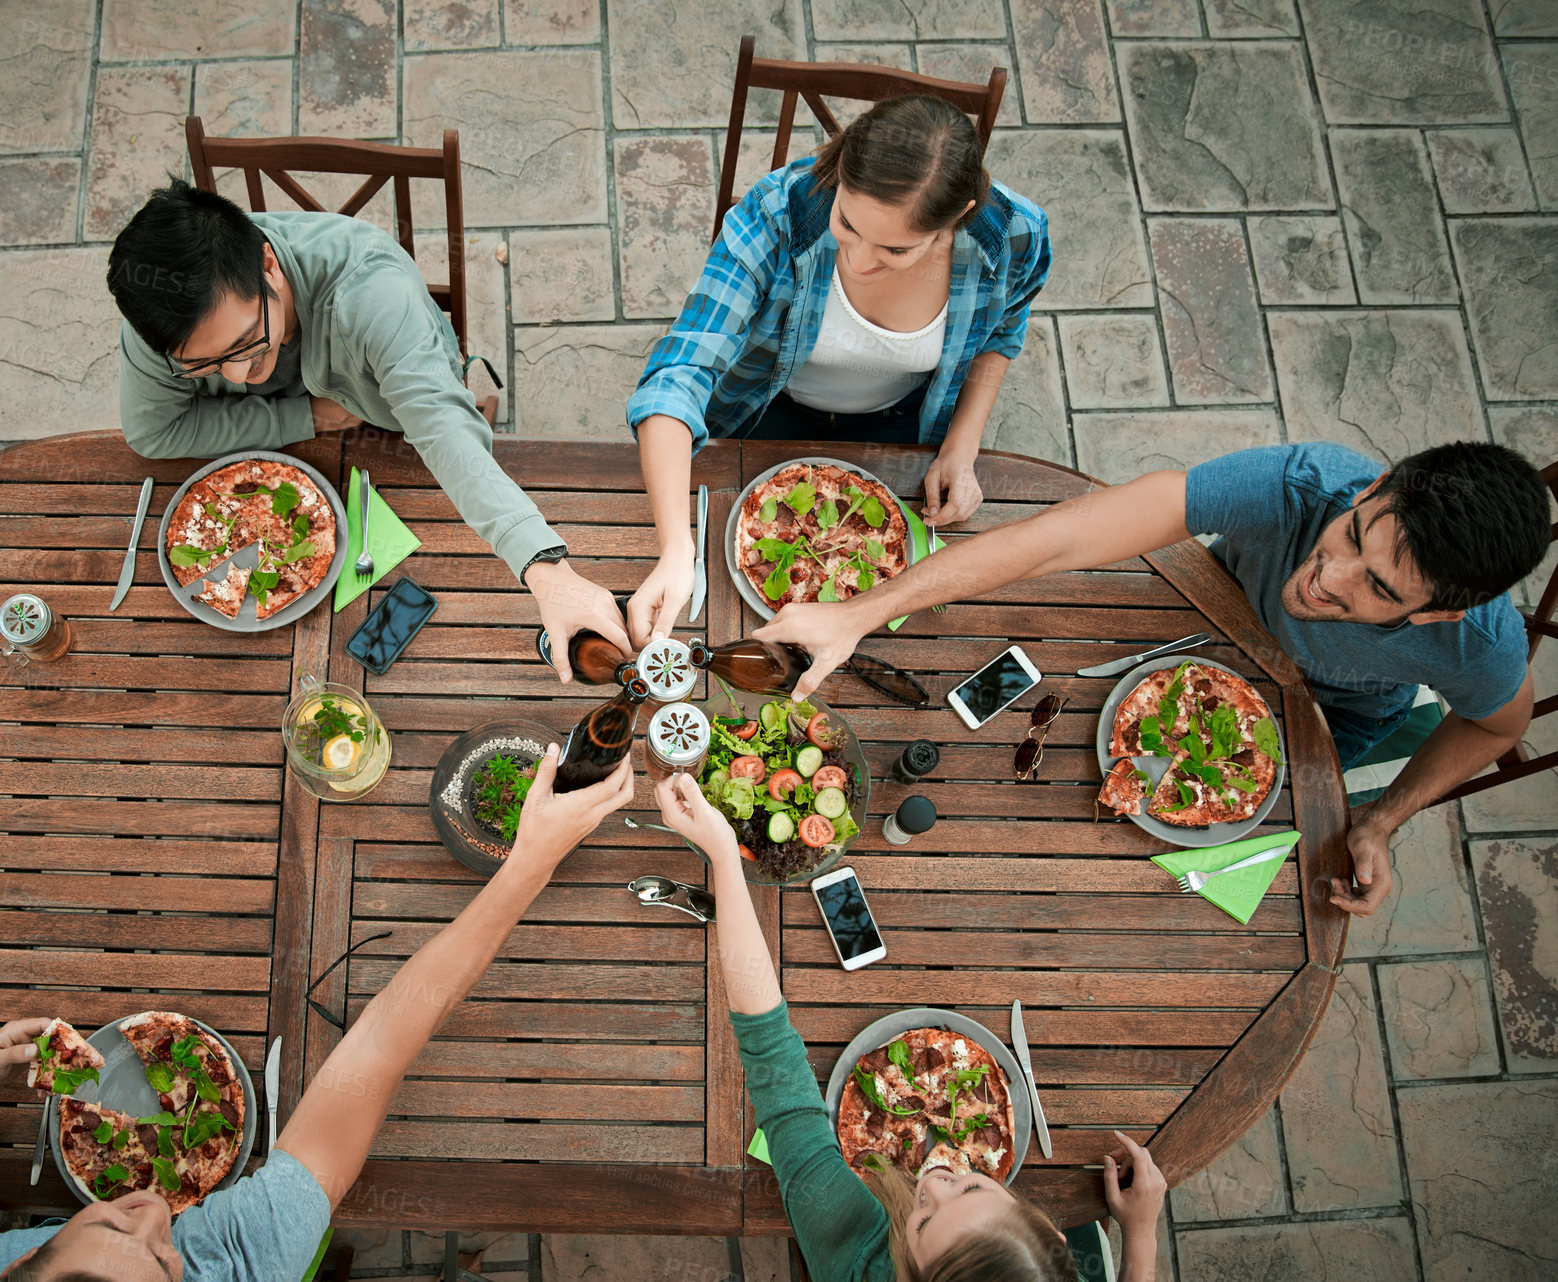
[[655, 774, 1167, 1282]]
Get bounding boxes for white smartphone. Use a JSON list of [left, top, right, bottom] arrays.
[[946, 644, 1043, 730], [810, 866, 886, 970]]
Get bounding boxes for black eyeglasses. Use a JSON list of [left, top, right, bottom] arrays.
[[846, 652, 929, 708], [1014, 695, 1067, 781], [165, 257, 272, 380], [304, 931, 391, 1031]]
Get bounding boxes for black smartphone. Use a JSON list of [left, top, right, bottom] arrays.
[[345, 576, 438, 675]]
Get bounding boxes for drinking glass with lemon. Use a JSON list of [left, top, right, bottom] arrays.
[[282, 673, 391, 800]]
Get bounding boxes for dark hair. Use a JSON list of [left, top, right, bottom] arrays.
[[811, 95, 990, 233], [1374, 441, 1551, 611], [106, 176, 270, 356]]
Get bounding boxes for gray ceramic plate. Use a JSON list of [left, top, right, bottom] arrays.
[[823, 1006, 1031, 1184], [724, 456, 920, 621], [156, 450, 348, 632], [1094, 655, 1288, 849], [49, 1013, 257, 1210]]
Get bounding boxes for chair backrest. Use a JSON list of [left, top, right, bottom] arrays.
[[714, 35, 1006, 243], [1437, 457, 1558, 801], [185, 117, 470, 358]]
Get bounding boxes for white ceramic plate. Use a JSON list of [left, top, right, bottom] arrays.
[[1094, 655, 1287, 848]]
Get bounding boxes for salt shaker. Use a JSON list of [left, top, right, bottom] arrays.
[[882, 795, 937, 845]]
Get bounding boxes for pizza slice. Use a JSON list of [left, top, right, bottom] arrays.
[[118, 1013, 244, 1130], [1145, 754, 1215, 828], [191, 562, 251, 619], [1098, 759, 1150, 817], [28, 1018, 104, 1095], [58, 1098, 157, 1204]]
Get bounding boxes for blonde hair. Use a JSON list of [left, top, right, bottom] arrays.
[[860, 1160, 1075, 1281]]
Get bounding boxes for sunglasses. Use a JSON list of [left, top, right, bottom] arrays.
[[846, 652, 929, 708], [1014, 694, 1068, 781], [304, 930, 392, 1031], [629, 874, 717, 924]]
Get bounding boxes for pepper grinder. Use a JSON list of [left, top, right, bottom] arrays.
[[888, 739, 939, 785], [882, 795, 937, 846]]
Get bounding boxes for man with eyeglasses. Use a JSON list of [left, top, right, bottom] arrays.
[[106, 179, 631, 677], [755, 441, 1552, 918], [0, 748, 631, 1282]]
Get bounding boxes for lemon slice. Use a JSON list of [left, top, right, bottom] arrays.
[[322, 734, 361, 771]]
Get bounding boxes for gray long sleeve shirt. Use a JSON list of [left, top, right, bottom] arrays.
[[117, 210, 564, 581]]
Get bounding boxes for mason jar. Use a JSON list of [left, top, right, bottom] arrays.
[[644, 702, 711, 783], [1, 593, 73, 667]]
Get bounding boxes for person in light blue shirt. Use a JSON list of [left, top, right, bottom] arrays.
[[755, 441, 1551, 919], [625, 96, 1051, 645], [0, 747, 633, 1282]]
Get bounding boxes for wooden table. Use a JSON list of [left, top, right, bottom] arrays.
[[0, 431, 1349, 1233]]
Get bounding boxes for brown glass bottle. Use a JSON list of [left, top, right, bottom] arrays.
[[688, 638, 811, 695], [554, 675, 650, 794]]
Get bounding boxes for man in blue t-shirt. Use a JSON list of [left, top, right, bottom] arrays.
[[758, 441, 1551, 917], [0, 748, 632, 1282]]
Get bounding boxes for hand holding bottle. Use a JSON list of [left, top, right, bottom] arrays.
[[511, 744, 634, 868]]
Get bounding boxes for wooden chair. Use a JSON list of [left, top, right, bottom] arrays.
[[1433, 458, 1558, 802], [714, 35, 1007, 243], [184, 116, 499, 426]]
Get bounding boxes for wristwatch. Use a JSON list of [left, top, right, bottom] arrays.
[[519, 544, 569, 586]]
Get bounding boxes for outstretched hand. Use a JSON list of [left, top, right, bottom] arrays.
[[0, 1017, 51, 1089], [752, 605, 860, 702], [526, 560, 633, 683], [655, 773, 740, 864], [627, 551, 694, 648], [511, 744, 635, 868]]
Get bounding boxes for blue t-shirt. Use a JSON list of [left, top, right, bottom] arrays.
[[1183, 443, 1529, 722], [0, 1151, 330, 1280]]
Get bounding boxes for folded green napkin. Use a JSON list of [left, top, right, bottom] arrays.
[[888, 503, 945, 632], [1150, 830, 1302, 924], [333, 467, 422, 611], [748, 1127, 772, 1165]]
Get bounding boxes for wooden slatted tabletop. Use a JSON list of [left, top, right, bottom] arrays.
[[0, 431, 1349, 1234]]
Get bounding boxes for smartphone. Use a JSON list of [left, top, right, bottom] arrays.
[[811, 866, 886, 970], [946, 644, 1043, 730], [345, 576, 438, 675]]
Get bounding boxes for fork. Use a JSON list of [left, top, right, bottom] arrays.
[[354, 469, 374, 581], [927, 520, 946, 614], [1176, 845, 1291, 894]]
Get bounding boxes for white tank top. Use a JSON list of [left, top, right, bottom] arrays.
[[784, 269, 949, 414]]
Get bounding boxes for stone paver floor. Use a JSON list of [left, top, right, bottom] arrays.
[[2, 0, 1556, 1277]]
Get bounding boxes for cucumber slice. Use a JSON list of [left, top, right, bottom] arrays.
[[795, 746, 824, 778], [759, 701, 787, 733], [767, 811, 796, 843], [813, 787, 847, 819]]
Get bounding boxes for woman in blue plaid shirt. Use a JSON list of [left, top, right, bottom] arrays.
[[624, 96, 1052, 644]]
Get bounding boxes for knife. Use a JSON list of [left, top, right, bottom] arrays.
[[688, 484, 708, 623], [1075, 631, 1213, 679], [1010, 1000, 1053, 1160], [29, 1103, 48, 1186], [110, 477, 155, 611], [264, 1036, 282, 1154]]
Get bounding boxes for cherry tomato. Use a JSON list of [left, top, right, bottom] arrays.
[[768, 767, 803, 801], [738, 844, 757, 863], [729, 755, 766, 783], [799, 814, 836, 848], [811, 764, 849, 791], [734, 720, 760, 741], [806, 711, 844, 750]]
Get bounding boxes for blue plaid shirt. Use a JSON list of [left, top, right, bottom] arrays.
[[626, 158, 1051, 449]]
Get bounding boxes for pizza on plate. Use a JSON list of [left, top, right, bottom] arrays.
[[36, 1011, 245, 1215], [166, 458, 336, 620], [836, 1027, 1017, 1181], [27, 1018, 104, 1094], [1100, 660, 1282, 828], [735, 463, 910, 608]]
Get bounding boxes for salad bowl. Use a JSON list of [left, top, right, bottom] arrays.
[[693, 686, 871, 886]]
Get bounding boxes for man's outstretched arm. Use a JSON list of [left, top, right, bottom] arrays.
[[756, 470, 1193, 699], [1338, 669, 1533, 916], [275, 748, 633, 1208]]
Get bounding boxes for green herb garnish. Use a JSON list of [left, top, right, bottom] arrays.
[[758, 495, 778, 522], [183, 1108, 235, 1148], [93, 1163, 129, 1199], [151, 1155, 181, 1192], [1252, 717, 1283, 764], [51, 1066, 99, 1095], [144, 1063, 176, 1095], [886, 1039, 915, 1079], [852, 1064, 920, 1117]]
